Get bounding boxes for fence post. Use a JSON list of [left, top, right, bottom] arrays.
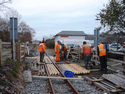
[[123, 55, 125, 61], [24, 44, 26, 61], [0, 39, 2, 67], [16, 43, 21, 62]]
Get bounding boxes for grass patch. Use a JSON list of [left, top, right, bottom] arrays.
[[5, 58, 21, 78]]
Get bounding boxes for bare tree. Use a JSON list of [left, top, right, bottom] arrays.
[[0, 0, 12, 5], [0, 9, 22, 35], [42, 34, 54, 41], [5, 8, 22, 22], [18, 21, 36, 42]]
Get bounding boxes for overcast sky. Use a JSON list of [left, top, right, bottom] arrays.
[[7, 0, 109, 40]]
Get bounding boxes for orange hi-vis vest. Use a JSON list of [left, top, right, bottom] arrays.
[[82, 44, 91, 57], [62, 44, 68, 51], [98, 44, 106, 56], [55, 43, 60, 53], [39, 43, 46, 53]]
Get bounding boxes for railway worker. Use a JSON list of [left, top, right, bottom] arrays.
[[38, 38, 46, 62], [81, 41, 92, 69], [25, 41, 29, 56], [58, 41, 68, 61], [55, 41, 60, 62], [97, 42, 107, 72]]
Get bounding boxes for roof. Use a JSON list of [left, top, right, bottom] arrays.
[[54, 31, 86, 37], [85, 35, 94, 40]]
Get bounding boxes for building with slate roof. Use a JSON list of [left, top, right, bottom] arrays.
[[54, 31, 94, 47], [85, 34, 94, 46]]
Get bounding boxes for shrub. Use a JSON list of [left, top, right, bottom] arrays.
[[5, 58, 21, 78], [46, 39, 55, 49]]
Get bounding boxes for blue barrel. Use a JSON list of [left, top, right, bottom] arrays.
[[64, 70, 74, 78]]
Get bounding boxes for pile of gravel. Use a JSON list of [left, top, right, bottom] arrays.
[[70, 79, 103, 94], [21, 78, 48, 94], [51, 78, 73, 94]]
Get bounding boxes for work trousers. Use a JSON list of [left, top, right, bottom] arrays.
[[56, 53, 60, 61], [26, 46, 29, 55], [64, 49, 67, 60], [84, 54, 91, 68], [40, 52, 44, 62], [99, 56, 107, 71]]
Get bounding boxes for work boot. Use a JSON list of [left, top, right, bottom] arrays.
[[85, 66, 88, 69], [90, 65, 93, 69]]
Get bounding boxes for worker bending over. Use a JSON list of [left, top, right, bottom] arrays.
[[38, 39, 46, 62], [58, 41, 68, 61], [97, 42, 107, 72], [55, 41, 60, 62], [81, 41, 92, 69]]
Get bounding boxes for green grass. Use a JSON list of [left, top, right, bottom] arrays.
[[5, 58, 21, 78]]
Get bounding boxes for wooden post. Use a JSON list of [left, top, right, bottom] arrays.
[[0, 39, 2, 67], [24, 44, 25, 61], [16, 43, 21, 62], [79, 48, 81, 63], [123, 55, 125, 61], [11, 40, 13, 59]]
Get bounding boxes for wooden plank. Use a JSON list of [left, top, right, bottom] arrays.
[[16, 43, 21, 62], [107, 67, 120, 73], [94, 82, 111, 93], [84, 77, 103, 82], [89, 69, 100, 72], [123, 55, 125, 61], [0, 39, 2, 66], [32, 76, 84, 80], [115, 74, 125, 79], [2, 42, 11, 45], [102, 74, 125, 89], [21, 45, 25, 47], [21, 51, 24, 53], [108, 58, 125, 64], [21, 55, 24, 58], [108, 51, 125, 55], [67, 48, 71, 58], [100, 81, 117, 90], [2, 51, 11, 56], [78, 48, 81, 63], [93, 77, 123, 93], [92, 77, 118, 90], [111, 89, 123, 93]]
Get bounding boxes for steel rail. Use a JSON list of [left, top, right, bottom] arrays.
[[44, 63, 55, 94], [45, 53, 79, 94]]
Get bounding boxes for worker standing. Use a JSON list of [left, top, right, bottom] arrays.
[[97, 42, 107, 72], [25, 41, 29, 56], [55, 41, 60, 62], [81, 41, 92, 69], [38, 39, 46, 62], [58, 41, 68, 61]]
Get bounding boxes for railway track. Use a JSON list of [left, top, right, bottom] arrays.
[[44, 53, 79, 94], [25, 48, 125, 94], [25, 52, 103, 94]]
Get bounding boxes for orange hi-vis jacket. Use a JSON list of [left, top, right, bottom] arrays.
[[55, 43, 60, 53], [61, 44, 68, 51], [38, 43, 46, 53], [55, 43, 60, 61], [82, 44, 91, 57], [98, 44, 106, 57]]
